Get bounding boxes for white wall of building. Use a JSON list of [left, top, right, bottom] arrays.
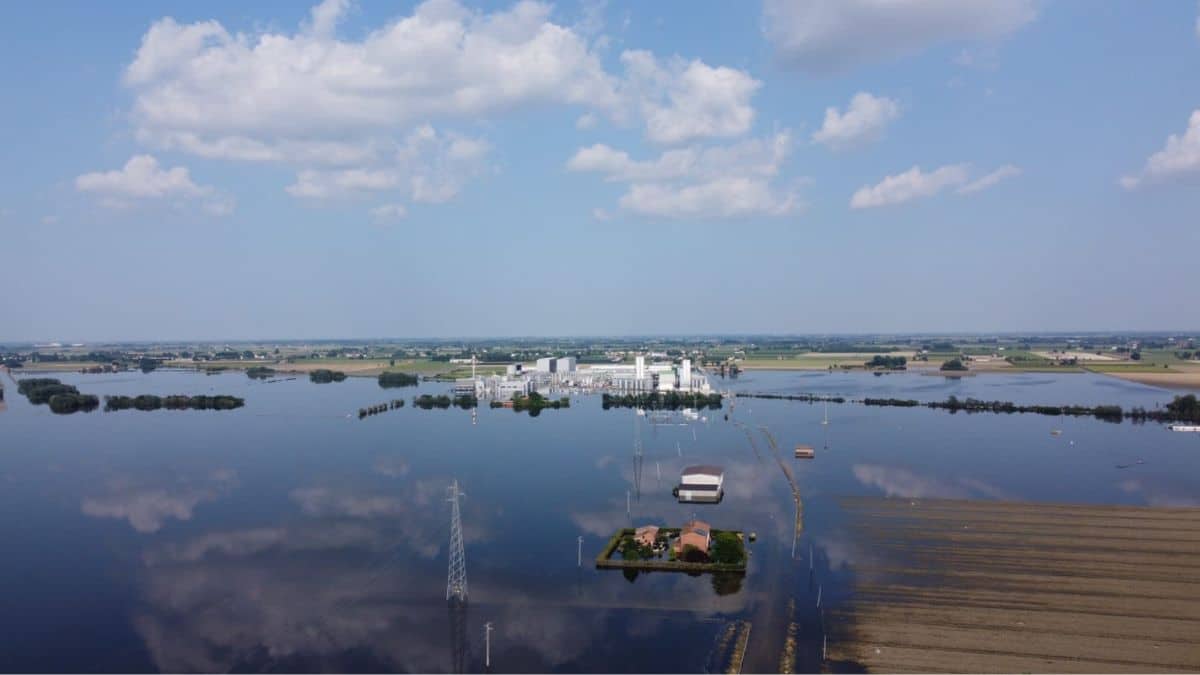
[[681, 471, 723, 489]]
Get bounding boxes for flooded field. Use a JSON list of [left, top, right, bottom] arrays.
[[828, 498, 1200, 672], [0, 368, 1197, 672]]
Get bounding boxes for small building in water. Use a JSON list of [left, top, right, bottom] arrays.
[[634, 525, 660, 548], [673, 519, 712, 557], [674, 465, 724, 503]]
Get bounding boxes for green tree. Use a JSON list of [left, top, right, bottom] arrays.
[[681, 544, 707, 563], [709, 532, 745, 565], [940, 358, 968, 371]]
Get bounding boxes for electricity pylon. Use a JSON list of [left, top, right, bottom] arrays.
[[447, 479, 468, 603]]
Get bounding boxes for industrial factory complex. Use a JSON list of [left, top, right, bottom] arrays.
[[455, 355, 713, 399]]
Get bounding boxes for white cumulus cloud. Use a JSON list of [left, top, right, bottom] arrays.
[[850, 164, 968, 208], [957, 164, 1020, 194], [118, 0, 761, 214], [852, 162, 1019, 208], [812, 92, 900, 149], [568, 132, 799, 219], [619, 50, 760, 144], [75, 155, 233, 215], [1120, 110, 1200, 189], [284, 125, 488, 203], [763, 0, 1036, 72]]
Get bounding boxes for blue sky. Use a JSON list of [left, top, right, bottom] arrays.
[[2, 0, 1199, 341]]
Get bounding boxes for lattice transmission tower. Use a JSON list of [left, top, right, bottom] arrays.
[[446, 479, 468, 603]]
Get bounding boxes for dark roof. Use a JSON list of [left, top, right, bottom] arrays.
[[676, 483, 722, 492], [681, 465, 724, 476]]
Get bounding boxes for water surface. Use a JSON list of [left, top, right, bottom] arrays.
[[1, 369, 1197, 672]]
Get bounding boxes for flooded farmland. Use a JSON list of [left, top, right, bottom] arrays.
[[1, 368, 1197, 672]]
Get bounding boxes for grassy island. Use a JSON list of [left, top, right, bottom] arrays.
[[596, 527, 747, 573], [309, 369, 347, 383], [378, 371, 420, 388], [413, 394, 477, 409], [104, 395, 245, 411], [490, 391, 568, 416], [17, 378, 100, 414], [246, 366, 276, 379]]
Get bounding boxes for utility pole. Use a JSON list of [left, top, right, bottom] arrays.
[[577, 536, 583, 567], [484, 621, 493, 668], [446, 480, 468, 603], [626, 489, 631, 517]]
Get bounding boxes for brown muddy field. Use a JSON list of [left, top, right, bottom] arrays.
[[826, 497, 1200, 673]]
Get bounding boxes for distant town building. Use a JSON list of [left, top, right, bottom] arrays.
[[505, 363, 523, 376], [536, 357, 557, 373], [675, 465, 724, 503], [555, 356, 577, 373]]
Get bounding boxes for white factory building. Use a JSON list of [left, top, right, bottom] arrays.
[[470, 374, 534, 399], [460, 354, 709, 400], [674, 465, 724, 503], [535, 356, 577, 374], [586, 356, 710, 393]]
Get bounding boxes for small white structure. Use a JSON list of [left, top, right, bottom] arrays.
[[495, 378, 532, 400], [680, 359, 692, 388], [635, 355, 646, 381], [674, 465, 724, 503]]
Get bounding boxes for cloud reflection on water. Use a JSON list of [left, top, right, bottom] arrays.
[[80, 469, 237, 533], [852, 463, 1015, 500]]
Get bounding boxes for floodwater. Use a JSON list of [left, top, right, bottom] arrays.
[[1, 369, 1197, 672]]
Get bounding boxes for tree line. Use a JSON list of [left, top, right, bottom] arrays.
[[601, 392, 723, 410], [737, 390, 1200, 425], [378, 372, 420, 388], [865, 354, 908, 369], [861, 394, 1196, 424], [17, 378, 99, 414], [17, 378, 242, 414], [104, 395, 245, 411], [413, 394, 478, 409], [940, 358, 968, 371], [309, 369, 347, 383]]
